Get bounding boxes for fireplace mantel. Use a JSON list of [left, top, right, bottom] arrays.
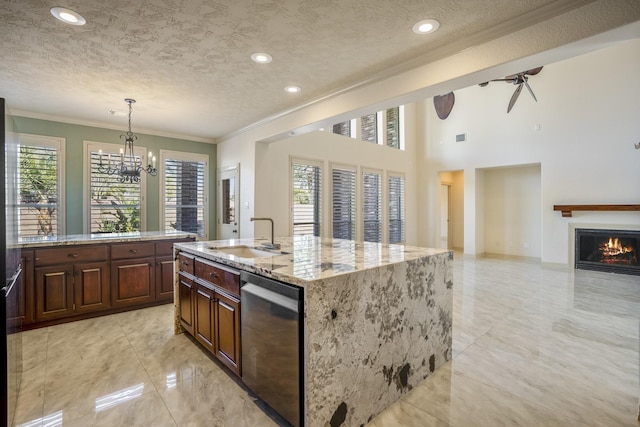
[[553, 204, 640, 217]]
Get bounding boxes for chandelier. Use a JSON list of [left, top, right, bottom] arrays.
[[97, 98, 157, 183]]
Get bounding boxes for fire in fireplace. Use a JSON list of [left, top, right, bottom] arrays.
[[575, 228, 640, 275]]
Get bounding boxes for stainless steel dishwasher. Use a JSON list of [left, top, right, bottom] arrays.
[[241, 271, 304, 427]]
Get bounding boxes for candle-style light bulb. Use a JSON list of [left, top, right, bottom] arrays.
[[98, 149, 103, 164], [120, 148, 124, 162], [152, 156, 156, 168]]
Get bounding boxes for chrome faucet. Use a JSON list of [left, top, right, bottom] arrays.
[[250, 217, 280, 250]]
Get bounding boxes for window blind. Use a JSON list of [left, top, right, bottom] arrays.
[[292, 162, 322, 236], [89, 151, 141, 233], [17, 144, 59, 238], [164, 158, 206, 237], [363, 171, 382, 242], [332, 166, 356, 240], [388, 174, 405, 243], [361, 113, 377, 143]]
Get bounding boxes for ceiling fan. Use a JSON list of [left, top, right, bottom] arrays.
[[479, 67, 543, 113]]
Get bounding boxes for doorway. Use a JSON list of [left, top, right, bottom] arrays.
[[439, 183, 452, 249], [218, 164, 240, 239]]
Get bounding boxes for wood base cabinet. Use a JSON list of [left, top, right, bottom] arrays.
[[178, 255, 241, 376], [111, 257, 155, 307]]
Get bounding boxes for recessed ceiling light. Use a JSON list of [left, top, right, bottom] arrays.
[[251, 53, 272, 64], [284, 86, 301, 93], [412, 18, 439, 35], [50, 7, 86, 26]]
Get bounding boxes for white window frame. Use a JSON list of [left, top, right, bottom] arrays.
[[290, 157, 325, 237], [83, 140, 147, 234], [159, 150, 209, 239], [17, 133, 66, 236]]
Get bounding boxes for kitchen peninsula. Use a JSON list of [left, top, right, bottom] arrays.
[[12, 230, 195, 329], [174, 236, 452, 427]]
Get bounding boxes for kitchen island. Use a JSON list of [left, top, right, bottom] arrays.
[[174, 236, 452, 427]]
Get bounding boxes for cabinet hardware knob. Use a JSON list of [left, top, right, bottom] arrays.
[[68, 253, 79, 258], [129, 249, 138, 254]]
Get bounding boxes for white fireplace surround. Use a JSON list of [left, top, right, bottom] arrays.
[[568, 223, 640, 269]]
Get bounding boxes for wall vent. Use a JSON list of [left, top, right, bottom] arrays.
[[456, 133, 466, 142]]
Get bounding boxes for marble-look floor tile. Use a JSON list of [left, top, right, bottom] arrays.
[[13, 252, 640, 427], [157, 370, 278, 427]]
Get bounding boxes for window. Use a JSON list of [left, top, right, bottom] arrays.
[[17, 134, 64, 238], [85, 141, 145, 233], [386, 107, 402, 149], [161, 151, 208, 238], [292, 160, 322, 236], [362, 169, 382, 243], [331, 165, 356, 240], [360, 113, 378, 143], [388, 174, 405, 243], [332, 121, 351, 137]]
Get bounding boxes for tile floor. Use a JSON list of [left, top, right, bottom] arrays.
[[12, 254, 640, 426]]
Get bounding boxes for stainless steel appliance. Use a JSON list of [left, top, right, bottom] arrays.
[[2, 97, 23, 427], [241, 271, 303, 427]]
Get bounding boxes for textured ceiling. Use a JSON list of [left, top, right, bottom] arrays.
[[0, 0, 600, 141]]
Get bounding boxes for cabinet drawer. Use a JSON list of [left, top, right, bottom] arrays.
[[195, 259, 240, 297], [178, 253, 195, 275], [155, 241, 174, 256], [35, 245, 108, 266], [111, 242, 155, 260]]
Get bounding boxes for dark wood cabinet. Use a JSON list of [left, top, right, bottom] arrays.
[[195, 282, 215, 353], [35, 264, 74, 321], [214, 290, 241, 373], [73, 262, 110, 313], [156, 256, 175, 301], [178, 254, 242, 376], [8, 250, 34, 328], [111, 257, 155, 307], [178, 273, 195, 335]]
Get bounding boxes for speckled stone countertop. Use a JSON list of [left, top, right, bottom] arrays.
[[17, 230, 196, 248], [174, 235, 450, 287]]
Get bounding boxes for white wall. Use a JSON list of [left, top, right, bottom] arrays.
[[418, 39, 640, 264], [258, 119, 419, 244], [483, 165, 542, 257]]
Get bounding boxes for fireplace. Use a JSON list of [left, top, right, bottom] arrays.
[[575, 228, 640, 275]]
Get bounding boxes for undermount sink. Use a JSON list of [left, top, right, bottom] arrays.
[[208, 245, 280, 259]]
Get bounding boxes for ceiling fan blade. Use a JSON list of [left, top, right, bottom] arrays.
[[525, 66, 543, 75], [507, 84, 523, 113], [523, 79, 537, 102]]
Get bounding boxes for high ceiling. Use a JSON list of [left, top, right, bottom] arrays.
[[0, 0, 631, 142]]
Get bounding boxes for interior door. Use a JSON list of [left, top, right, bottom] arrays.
[[218, 165, 239, 240]]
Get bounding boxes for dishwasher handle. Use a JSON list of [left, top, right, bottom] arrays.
[[242, 283, 300, 313]]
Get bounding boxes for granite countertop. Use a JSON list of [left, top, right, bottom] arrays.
[[175, 235, 451, 287], [16, 230, 196, 248]]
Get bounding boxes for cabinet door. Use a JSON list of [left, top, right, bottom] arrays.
[[111, 257, 155, 307], [74, 262, 110, 314], [156, 256, 175, 302], [35, 264, 74, 321], [194, 283, 215, 353], [178, 273, 195, 334], [7, 251, 33, 328], [215, 291, 241, 375]]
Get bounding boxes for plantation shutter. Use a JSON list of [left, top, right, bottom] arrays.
[[386, 107, 401, 149], [292, 162, 322, 236], [332, 121, 351, 137], [363, 170, 382, 242], [361, 113, 377, 143], [332, 166, 356, 240], [164, 158, 206, 237], [388, 174, 405, 243], [89, 150, 141, 233], [17, 144, 59, 238]]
